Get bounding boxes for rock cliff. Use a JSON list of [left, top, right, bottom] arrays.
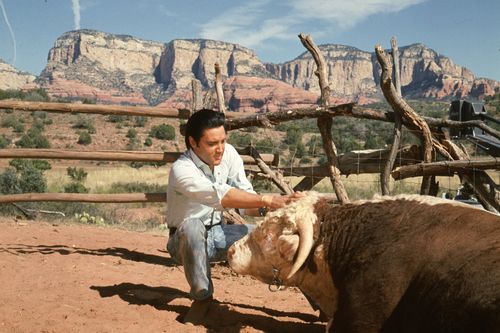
[[0, 59, 36, 90], [1, 29, 498, 112], [267, 43, 498, 102]]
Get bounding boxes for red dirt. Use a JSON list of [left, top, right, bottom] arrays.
[[0, 218, 326, 333]]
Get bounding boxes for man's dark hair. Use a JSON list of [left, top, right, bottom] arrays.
[[184, 109, 226, 149]]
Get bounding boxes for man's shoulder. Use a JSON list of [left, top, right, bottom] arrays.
[[171, 152, 195, 171], [223, 143, 240, 159]]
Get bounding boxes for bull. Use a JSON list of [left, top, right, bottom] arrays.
[[227, 191, 500, 332]]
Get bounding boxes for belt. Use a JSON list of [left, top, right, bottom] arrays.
[[169, 223, 221, 237]]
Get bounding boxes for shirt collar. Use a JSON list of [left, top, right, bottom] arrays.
[[188, 149, 213, 174]]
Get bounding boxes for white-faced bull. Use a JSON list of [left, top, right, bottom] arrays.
[[227, 192, 500, 333]]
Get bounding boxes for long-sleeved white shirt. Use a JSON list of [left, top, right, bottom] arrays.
[[166, 143, 255, 228]]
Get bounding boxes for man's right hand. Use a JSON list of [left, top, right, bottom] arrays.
[[261, 192, 305, 210]]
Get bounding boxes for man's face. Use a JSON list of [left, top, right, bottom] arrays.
[[189, 125, 226, 169]]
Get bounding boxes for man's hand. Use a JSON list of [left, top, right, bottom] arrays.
[[261, 191, 305, 210]]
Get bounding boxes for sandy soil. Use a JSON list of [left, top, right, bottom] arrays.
[[0, 218, 326, 333]]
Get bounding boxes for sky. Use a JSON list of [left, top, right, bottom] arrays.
[[0, 0, 499, 81]]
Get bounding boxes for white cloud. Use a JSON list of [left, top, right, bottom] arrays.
[[289, 0, 428, 28], [200, 0, 427, 47]]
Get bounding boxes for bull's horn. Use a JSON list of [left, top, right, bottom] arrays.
[[286, 218, 314, 280]]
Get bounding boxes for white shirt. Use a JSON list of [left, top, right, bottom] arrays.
[[166, 143, 255, 228]]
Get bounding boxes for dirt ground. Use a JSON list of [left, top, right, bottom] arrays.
[[0, 218, 326, 333]]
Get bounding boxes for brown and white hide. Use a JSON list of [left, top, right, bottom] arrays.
[[227, 192, 500, 333]]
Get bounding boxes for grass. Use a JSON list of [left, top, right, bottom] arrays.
[[45, 164, 170, 193]]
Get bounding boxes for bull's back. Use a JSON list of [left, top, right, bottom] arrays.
[[320, 197, 500, 333]]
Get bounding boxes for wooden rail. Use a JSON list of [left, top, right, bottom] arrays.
[[392, 158, 500, 179], [0, 192, 166, 203], [0, 148, 279, 166], [0, 100, 248, 119]]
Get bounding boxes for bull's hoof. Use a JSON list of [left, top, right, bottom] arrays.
[[183, 296, 213, 325]]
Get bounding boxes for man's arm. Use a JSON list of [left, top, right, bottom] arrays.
[[221, 188, 303, 211]]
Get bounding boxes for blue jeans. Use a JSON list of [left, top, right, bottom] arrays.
[[167, 218, 254, 300]]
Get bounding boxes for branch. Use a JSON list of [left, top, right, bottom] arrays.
[[392, 158, 500, 179], [242, 146, 293, 194], [299, 33, 349, 204], [375, 44, 434, 194], [214, 63, 226, 113]]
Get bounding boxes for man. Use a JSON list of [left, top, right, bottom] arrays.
[[166, 109, 301, 325]]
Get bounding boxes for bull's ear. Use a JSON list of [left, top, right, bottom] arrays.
[[277, 234, 299, 262]]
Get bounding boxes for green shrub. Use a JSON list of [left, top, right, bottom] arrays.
[[149, 124, 175, 140], [32, 111, 48, 119], [77, 132, 92, 145], [19, 165, 47, 193], [15, 128, 50, 148], [144, 137, 153, 146], [64, 182, 89, 193], [82, 98, 96, 104], [0, 168, 21, 194], [134, 116, 147, 127], [228, 132, 252, 147], [1, 114, 19, 128], [13, 122, 25, 133], [10, 159, 51, 172], [0, 135, 11, 148], [67, 167, 87, 182], [4, 160, 49, 193], [72, 116, 96, 133], [108, 181, 167, 193], [107, 115, 126, 123], [126, 128, 137, 139]]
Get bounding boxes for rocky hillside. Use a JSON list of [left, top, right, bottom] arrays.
[[0, 59, 36, 90], [2, 29, 499, 112], [267, 43, 498, 101]]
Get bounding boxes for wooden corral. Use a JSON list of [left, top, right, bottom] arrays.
[[0, 34, 498, 214]]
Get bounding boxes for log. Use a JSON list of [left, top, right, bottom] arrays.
[[242, 146, 293, 194], [375, 44, 434, 194], [392, 158, 500, 179], [390, 37, 402, 97], [279, 146, 421, 177], [0, 192, 167, 203], [191, 79, 204, 112], [214, 63, 226, 113], [0, 148, 278, 166], [0, 100, 249, 119], [299, 33, 349, 204]]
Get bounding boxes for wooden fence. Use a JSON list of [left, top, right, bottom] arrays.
[[0, 34, 498, 212]]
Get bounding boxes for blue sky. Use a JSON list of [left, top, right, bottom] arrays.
[[0, 0, 499, 80]]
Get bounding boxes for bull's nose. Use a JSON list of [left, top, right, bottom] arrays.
[[227, 245, 235, 260]]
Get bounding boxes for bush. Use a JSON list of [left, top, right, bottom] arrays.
[[10, 159, 51, 172], [126, 128, 137, 139], [15, 128, 50, 148], [64, 182, 89, 193], [1, 114, 19, 128], [77, 132, 92, 145], [67, 167, 87, 182], [149, 124, 175, 140], [134, 116, 147, 127], [108, 182, 167, 193], [1, 161, 49, 194], [13, 122, 25, 133], [255, 137, 275, 153], [107, 115, 126, 123], [19, 165, 47, 193], [228, 132, 252, 147], [0, 168, 21, 194], [0, 135, 11, 148], [72, 116, 96, 133], [144, 137, 153, 147]]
